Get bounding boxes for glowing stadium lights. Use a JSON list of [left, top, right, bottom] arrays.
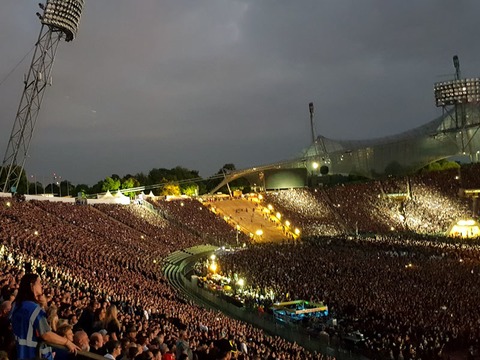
[[434, 78, 480, 106], [40, 0, 84, 42], [457, 219, 476, 226]]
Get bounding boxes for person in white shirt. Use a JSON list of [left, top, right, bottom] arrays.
[[104, 340, 122, 360]]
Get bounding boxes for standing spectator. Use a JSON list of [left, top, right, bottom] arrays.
[[77, 300, 97, 335], [46, 305, 59, 333], [104, 340, 122, 360], [10, 274, 79, 360], [93, 307, 107, 333], [104, 305, 121, 341], [175, 330, 192, 360], [0, 301, 15, 359]]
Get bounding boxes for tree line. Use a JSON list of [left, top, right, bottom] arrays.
[[0, 163, 249, 197]]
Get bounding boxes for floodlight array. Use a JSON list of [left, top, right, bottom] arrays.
[[434, 78, 480, 107], [41, 0, 84, 42]]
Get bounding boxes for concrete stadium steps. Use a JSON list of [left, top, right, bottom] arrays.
[[162, 245, 218, 291], [162, 245, 217, 267], [162, 250, 191, 266], [163, 263, 184, 292]]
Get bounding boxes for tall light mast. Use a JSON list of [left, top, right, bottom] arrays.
[[0, 0, 84, 193], [434, 55, 480, 154], [309, 102, 316, 145]]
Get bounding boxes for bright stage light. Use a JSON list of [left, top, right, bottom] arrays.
[[457, 219, 476, 226]]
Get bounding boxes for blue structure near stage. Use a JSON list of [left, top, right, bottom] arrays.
[[271, 300, 328, 323]]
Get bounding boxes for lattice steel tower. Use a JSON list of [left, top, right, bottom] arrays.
[[0, 0, 84, 193]]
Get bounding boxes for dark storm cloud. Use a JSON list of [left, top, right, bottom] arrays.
[[0, 0, 479, 185]]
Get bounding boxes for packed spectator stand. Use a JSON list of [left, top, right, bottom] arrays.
[[0, 198, 329, 360], [2, 165, 480, 360]]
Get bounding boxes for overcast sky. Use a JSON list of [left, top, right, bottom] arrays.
[[1, 0, 479, 185]]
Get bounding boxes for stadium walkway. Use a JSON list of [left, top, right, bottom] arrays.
[[209, 199, 290, 242]]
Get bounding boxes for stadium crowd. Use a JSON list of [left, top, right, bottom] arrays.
[[2, 165, 480, 360], [264, 168, 473, 237], [215, 236, 480, 360], [0, 198, 330, 360], [149, 199, 250, 245]]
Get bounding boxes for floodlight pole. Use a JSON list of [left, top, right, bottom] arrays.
[[433, 56, 480, 158], [308, 101, 329, 164], [0, 0, 84, 194], [452, 55, 464, 130], [453, 55, 461, 80], [0, 26, 62, 193], [309, 102, 316, 145]]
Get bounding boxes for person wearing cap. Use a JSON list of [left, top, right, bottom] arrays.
[[98, 329, 110, 344]]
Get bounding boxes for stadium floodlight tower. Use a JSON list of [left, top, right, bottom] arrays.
[[433, 55, 480, 154], [0, 0, 84, 193], [307, 102, 330, 175]]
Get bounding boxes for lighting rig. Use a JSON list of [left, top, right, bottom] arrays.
[[0, 0, 84, 193], [433, 55, 480, 155]]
